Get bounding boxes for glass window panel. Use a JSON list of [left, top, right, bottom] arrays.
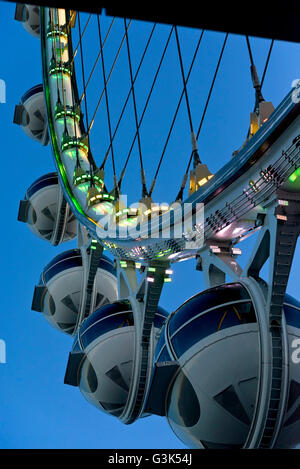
[[81, 312, 134, 349], [169, 283, 250, 336], [171, 301, 255, 358]]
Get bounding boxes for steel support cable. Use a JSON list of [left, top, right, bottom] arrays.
[[77, 11, 95, 172], [79, 16, 115, 104], [246, 38, 275, 138], [246, 35, 264, 108], [69, 13, 92, 66], [178, 32, 228, 200], [96, 14, 118, 191], [261, 39, 274, 87], [174, 26, 195, 138], [102, 22, 156, 175], [148, 29, 204, 197], [118, 25, 174, 191], [124, 17, 147, 198], [87, 19, 132, 136]]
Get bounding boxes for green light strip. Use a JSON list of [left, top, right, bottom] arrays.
[[289, 167, 300, 183], [42, 19, 84, 217]]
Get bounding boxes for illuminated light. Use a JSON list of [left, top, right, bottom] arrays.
[[77, 183, 90, 193], [129, 207, 138, 215], [91, 201, 114, 216], [289, 167, 300, 183], [144, 209, 152, 216], [46, 27, 68, 39], [135, 262, 141, 269], [120, 261, 127, 268], [160, 204, 169, 211], [62, 136, 89, 154], [210, 246, 221, 253], [260, 170, 272, 182], [90, 245, 97, 250], [232, 248, 242, 255], [233, 227, 244, 236], [156, 252, 165, 258], [278, 200, 289, 206], [198, 177, 208, 186], [49, 62, 72, 77], [147, 276, 155, 283], [55, 102, 80, 122], [148, 267, 156, 272], [93, 170, 105, 189], [165, 269, 173, 275], [249, 180, 259, 193], [164, 278, 172, 283], [151, 205, 160, 212], [276, 214, 287, 221], [168, 253, 178, 260]]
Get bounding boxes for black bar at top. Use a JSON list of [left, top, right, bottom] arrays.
[[7, 0, 300, 43]]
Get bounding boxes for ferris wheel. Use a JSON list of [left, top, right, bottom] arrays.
[[13, 3, 300, 449]]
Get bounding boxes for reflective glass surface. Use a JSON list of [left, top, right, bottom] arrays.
[[80, 301, 132, 334], [284, 304, 300, 328], [40, 250, 115, 284], [154, 330, 166, 361], [153, 306, 169, 330], [157, 345, 172, 363], [43, 249, 82, 283], [80, 311, 134, 349], [168, 283, 250, 337], [170, 301, 256, 359], [27, 172, 58, 198]]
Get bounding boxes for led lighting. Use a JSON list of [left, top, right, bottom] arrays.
[[198, 177, 208, 186], [232, 248, 242, 255], [148, 267, 156, 272], [278, 200, 289, 206], [249, 180, 259, 193], [168, 253, 177, 260], [289, 167, 300, 183], [276, 214, 287, 221], [164, 278, 172, 283], [147, 276, 154, 283], [165, 269, 173, 275]]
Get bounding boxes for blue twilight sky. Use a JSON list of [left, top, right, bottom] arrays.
[[0, 1, 300, 449]]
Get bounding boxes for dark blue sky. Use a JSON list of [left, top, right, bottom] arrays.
[[0, 1, 300, 449]]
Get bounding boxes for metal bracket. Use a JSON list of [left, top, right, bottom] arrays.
[[116, 258, 170, 424], [243, 190, 300, 448], [73, 223, 103, 334], [196, 240, 242, 288]]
